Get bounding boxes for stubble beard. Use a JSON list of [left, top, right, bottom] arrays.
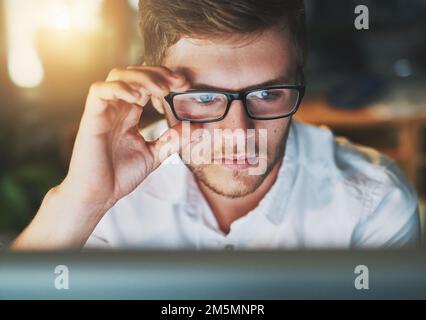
[[186, 139, 286, 199]]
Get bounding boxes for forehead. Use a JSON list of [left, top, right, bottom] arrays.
[[163, 28, 296, 91]]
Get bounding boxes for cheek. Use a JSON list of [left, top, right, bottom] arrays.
[[255, 118, 290, 147]]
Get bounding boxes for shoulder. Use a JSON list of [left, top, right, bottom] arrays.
[[292, 119, 414, 194], [292, 120, 419, 246]]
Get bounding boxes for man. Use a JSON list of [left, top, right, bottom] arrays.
[[12, 0, 419, 250]]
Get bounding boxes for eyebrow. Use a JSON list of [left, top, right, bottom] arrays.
[[190, 75, 296, 92]]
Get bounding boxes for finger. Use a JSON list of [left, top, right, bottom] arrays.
[[151, 96, 165, 114], [106, 68, 185, 97], [147, 122, 204, 166], [125, 84, 152, 107], [87, 81, 141, 110], [122, 103, 144, 129]]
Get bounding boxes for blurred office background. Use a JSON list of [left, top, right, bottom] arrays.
[[0, 0, 425, 243]]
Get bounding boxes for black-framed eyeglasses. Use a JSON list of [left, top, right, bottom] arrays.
[[165, 81, 305, 123]]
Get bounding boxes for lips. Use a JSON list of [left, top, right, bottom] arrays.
[[212, 155, 258, 169]]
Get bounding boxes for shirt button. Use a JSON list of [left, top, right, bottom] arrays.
[[224, 244, 235, 251]]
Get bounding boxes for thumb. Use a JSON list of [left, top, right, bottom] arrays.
[[147, 121, 204, 167]]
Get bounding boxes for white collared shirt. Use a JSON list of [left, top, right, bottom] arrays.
[[85, 120, 420, 249]]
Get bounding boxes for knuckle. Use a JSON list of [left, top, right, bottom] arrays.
[[111, 81, 133, 94], [111, 80, 126, 90], [112, 67, 125, 74], [89, 81, 104, 92], [108, 67, 125, 79]]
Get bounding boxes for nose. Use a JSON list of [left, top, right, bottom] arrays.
[[218, 99, 253, 131]]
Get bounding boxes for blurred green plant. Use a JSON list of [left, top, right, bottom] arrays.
[[0, 113, 63, 236]]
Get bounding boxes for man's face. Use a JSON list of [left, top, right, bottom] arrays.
[[161, 28, 297, 198]]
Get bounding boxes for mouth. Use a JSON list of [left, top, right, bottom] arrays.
[[212, 155, 258, 170]]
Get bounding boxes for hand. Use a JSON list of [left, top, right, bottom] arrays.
[[63, 65, 195, 213], [11, 66, 200, 250]]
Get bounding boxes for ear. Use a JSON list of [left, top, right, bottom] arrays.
[[151, 96, 166, 115]]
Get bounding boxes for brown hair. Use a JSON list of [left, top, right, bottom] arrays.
[[138, 0, 307, 68]]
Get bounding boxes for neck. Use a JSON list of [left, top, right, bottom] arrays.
[[197, 158, 282, 235]]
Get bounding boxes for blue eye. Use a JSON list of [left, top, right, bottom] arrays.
[[196, 94, 215, 103], [257, 90, 277, 100], [249, 89, 285, 101], [261, 91, 271, 98]]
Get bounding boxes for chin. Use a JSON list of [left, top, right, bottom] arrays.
[[188, 164, 268, 198]]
